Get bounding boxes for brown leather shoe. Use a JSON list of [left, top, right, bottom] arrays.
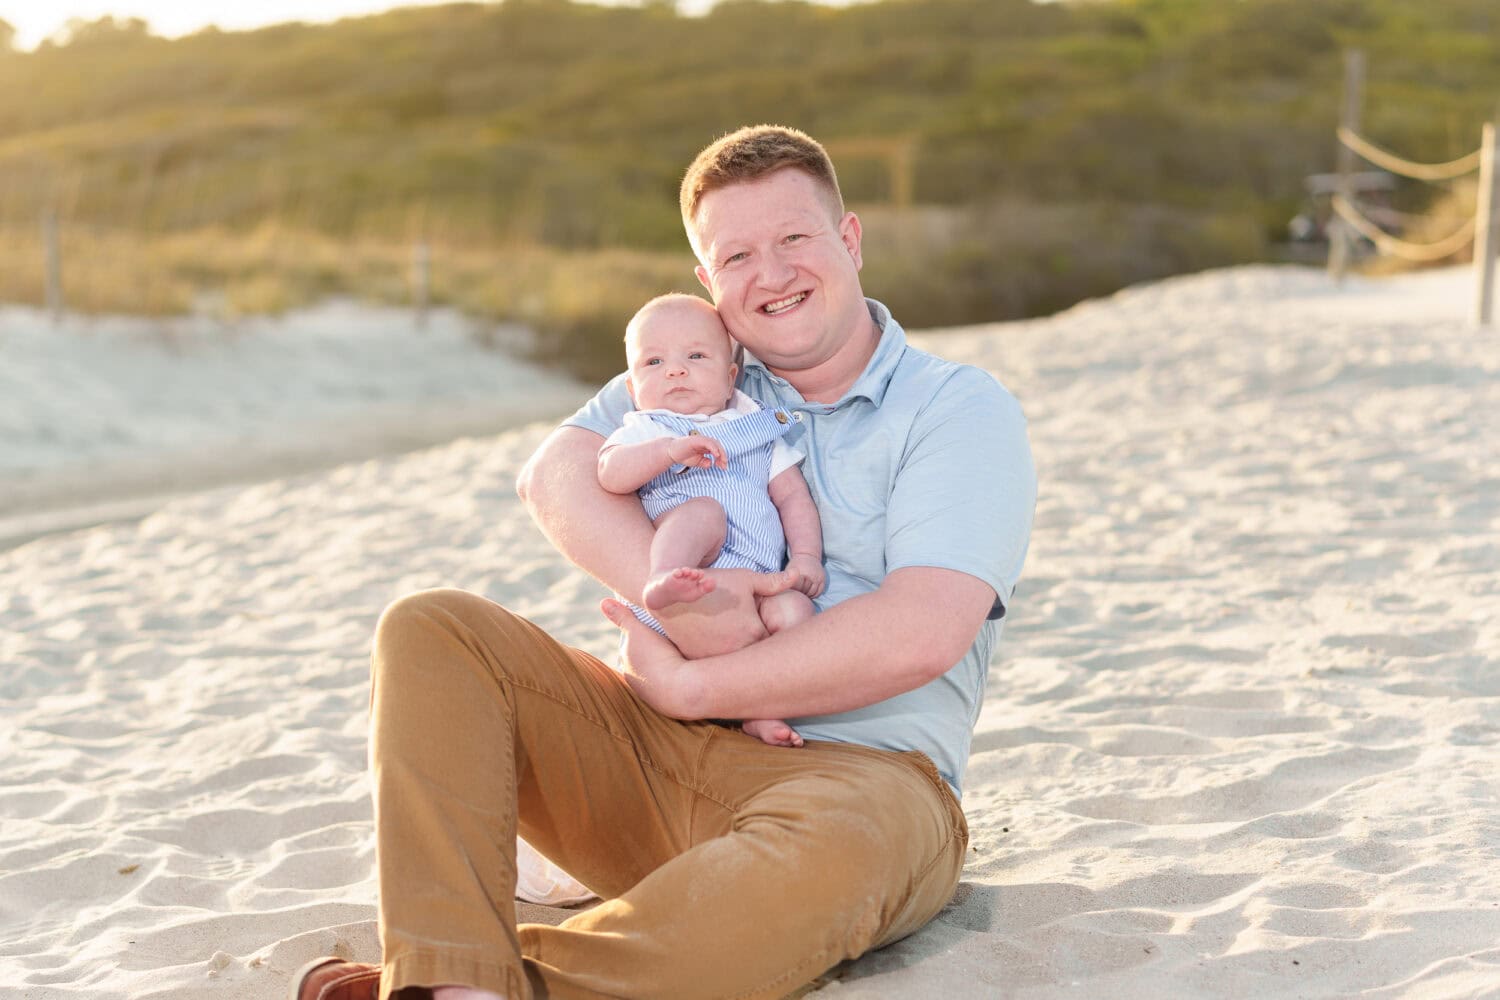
[[288, 957, 382, 1000]]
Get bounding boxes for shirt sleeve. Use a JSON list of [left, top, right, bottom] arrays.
[[884, 366, 1036, 618], [769, 438, 804, 480], [602, 411, 674, 451], [563, 372, 635, 439]]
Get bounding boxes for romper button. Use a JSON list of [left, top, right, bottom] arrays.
[[775, 411, 789, 424], [687, 429, 701, 436]]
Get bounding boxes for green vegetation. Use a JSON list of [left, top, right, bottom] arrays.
[[0, 0, 1495, 377]]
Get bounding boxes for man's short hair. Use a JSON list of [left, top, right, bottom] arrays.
[[679, 125, 844, 235]]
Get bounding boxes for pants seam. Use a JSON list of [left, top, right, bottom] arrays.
[[502, 669, 739, 814]]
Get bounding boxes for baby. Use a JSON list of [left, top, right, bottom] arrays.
[[598, 292, 825, 747]]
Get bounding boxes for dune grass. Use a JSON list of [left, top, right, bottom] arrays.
[[0, 196, 1282, 382]]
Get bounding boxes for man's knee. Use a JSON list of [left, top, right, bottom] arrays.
[[373, 589, 524, 670], [377, 587, 466, 641]]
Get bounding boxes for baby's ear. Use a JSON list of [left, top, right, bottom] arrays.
[[624, 376, 637, 404], [728, 362, 739, 383]]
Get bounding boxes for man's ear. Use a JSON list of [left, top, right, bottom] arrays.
[[695, 264, 711, 292], [839, 211, 864, 272]]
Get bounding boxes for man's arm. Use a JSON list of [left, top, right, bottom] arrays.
[[519, 426, 658, 602], [519, 426, 787, 658], [767, 465, 824, 597], [604, 365, 1035, 720], [603, 565, 994, 719]]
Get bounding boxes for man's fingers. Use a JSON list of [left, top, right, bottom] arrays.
[[601, 599, 678, 652], [601, 598, 649, 636]]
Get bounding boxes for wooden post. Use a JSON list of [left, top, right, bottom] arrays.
[[1328, 49, 1365, 283], [411, 240, 430, 329], [42, 208, 63, 323], [1474, 122, 1499, 327]]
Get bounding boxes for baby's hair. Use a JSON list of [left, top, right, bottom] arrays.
[[624, 293, 739, 366], [625, 293, 722, 343]]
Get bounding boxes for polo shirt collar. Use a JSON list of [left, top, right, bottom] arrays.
[[739, 298, 907, 408]]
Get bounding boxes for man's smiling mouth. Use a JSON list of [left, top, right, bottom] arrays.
[[762, 293, 807, 315]]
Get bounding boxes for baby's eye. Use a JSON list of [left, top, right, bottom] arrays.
[[645, 358, 662, 366], [689, 352, 706, 360]]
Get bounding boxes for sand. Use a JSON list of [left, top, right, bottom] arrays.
[[1, 265, 1496, 998]]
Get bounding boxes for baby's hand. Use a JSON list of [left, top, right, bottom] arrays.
[[667, 434, 727, 469], [786, 553, 826, 598]]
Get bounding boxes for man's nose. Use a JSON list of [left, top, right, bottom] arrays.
[[757, 248, 796, 288]]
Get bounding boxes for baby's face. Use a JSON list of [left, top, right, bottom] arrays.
[[626, 304, 738, 415]]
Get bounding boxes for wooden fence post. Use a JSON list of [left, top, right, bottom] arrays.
[[42, 209, 63, 323], [1328, 49, 1365, 283], [1474, 122, 1499, 326], [411, 240, 430, 330]]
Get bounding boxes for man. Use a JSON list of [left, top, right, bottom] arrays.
[[293, 125, 1034, 1000]]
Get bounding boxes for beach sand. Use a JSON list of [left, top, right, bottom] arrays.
[[2, 266, 1496, 998]]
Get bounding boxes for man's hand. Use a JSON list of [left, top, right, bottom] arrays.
[[785, 553, 826, 598], [652, 566, 795, 659], [600, 598, 698, 718], [666, 434, 727, 470]]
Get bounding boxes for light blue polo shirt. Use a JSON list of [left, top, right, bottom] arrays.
[[564, 299, 1035, 796]]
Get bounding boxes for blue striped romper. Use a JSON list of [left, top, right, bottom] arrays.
[[615, 397, 802, 634]]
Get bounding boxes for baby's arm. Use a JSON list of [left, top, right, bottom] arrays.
[[768, 465, 825, 598], [598, 435, 728, 494]]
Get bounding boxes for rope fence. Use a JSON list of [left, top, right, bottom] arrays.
[[1326, 50, 1499, 325], [1335, 126, 1482, 182], [1330, 195, 1476, 263]]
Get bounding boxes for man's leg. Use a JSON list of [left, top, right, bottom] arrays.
[[519, 736, 968, 999], [371, 588, 967, 999], [369, 588, 721, 999]]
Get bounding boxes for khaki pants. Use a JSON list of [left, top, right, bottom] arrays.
[[370, 588, 969, 1000]]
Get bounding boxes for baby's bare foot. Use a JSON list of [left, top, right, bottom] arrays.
[[741, 719, 804, 748], [643, 567, 718, 610]]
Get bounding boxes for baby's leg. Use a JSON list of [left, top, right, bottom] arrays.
[[741, 718, 804, 748], [643, 497, 727, 610], [757, 589, 815, 636], [741, 589, 817, 748]]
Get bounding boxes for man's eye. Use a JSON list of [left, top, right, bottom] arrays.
[[785, 234, 806, 243], [725, 252, 748, 265]]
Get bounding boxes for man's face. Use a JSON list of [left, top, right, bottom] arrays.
[[691, 168, 866, 375], [626, 304, 738, 416]]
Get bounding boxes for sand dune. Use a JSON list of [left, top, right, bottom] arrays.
[[1, 265, 1496, 998]]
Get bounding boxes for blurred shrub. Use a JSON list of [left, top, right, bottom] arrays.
[[858, 201, 1266, 327]]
